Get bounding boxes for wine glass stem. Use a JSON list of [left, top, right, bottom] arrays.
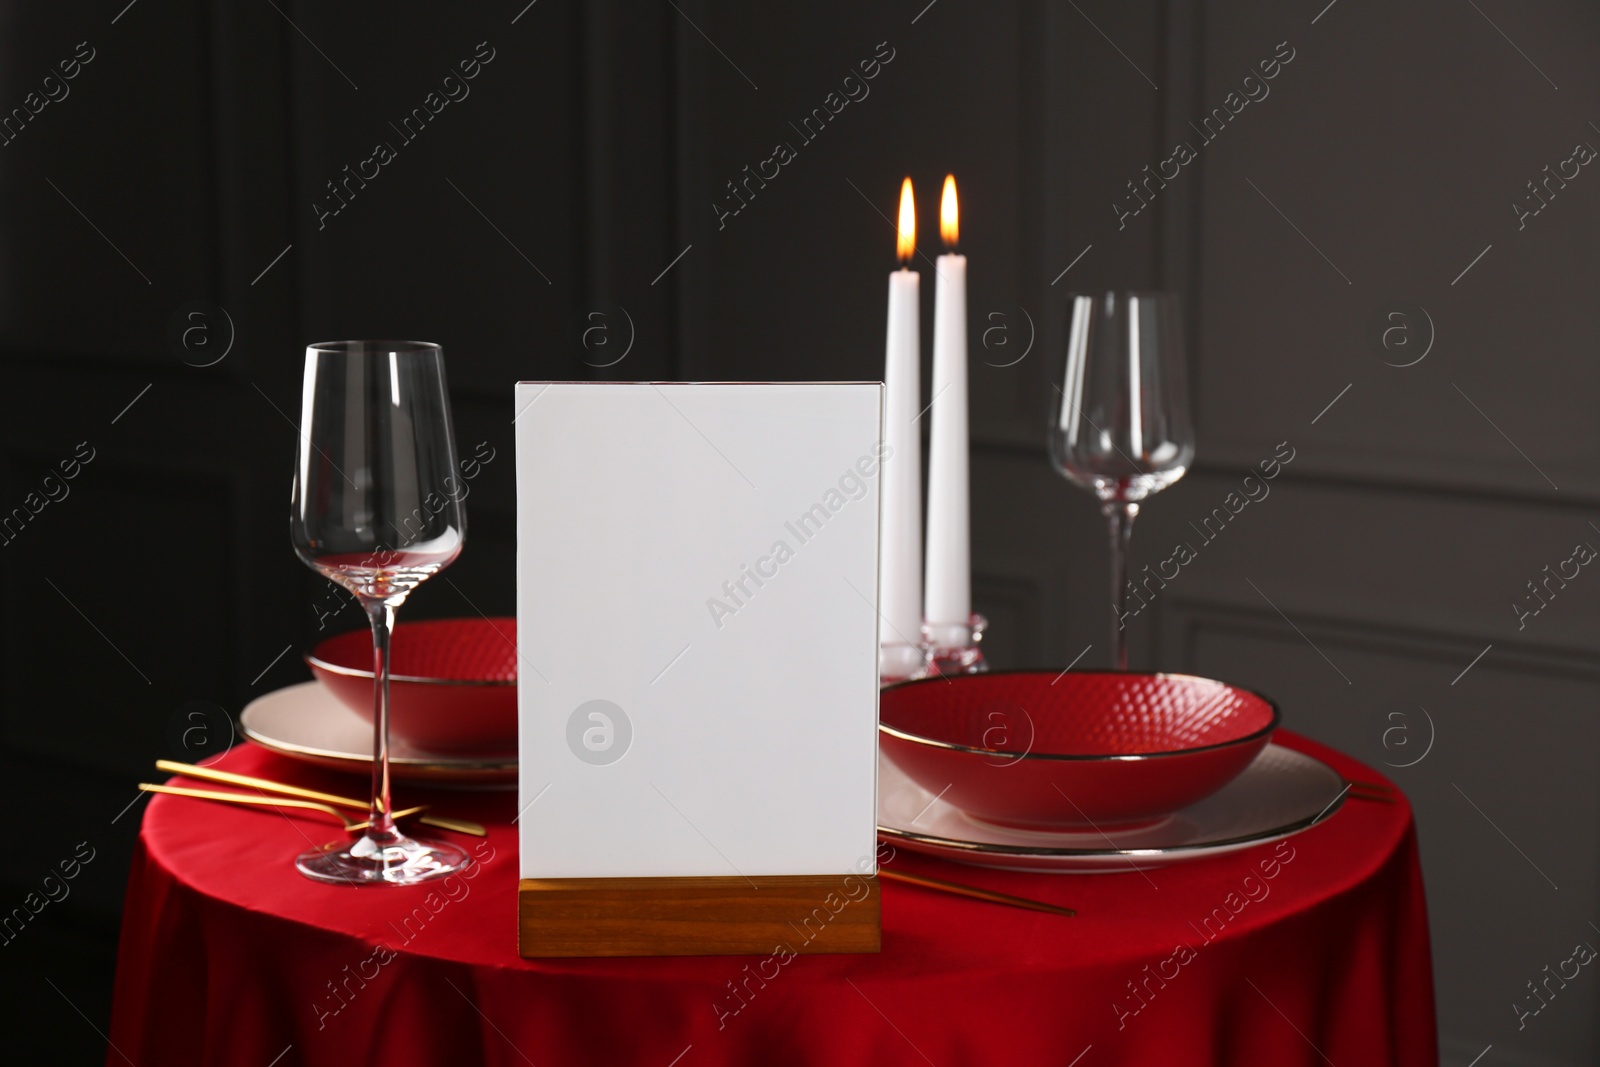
[[364, 597, 400, 843], [1103, 501, 1139, 669]]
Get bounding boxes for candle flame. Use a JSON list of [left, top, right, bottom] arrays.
[[940, 175, 958, 247], [897, 177, 915, 263]]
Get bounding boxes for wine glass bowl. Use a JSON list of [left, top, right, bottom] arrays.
[[307, 547, 463, 604], [1050, 293, 1193, 667], [1055, 444, 1191, 504], [290, 340, 472, 886]]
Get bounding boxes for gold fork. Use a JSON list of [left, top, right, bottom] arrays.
[[155, 760, 486, 836], [139, 782, 431, 832]]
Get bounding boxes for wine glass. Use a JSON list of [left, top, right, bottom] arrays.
[[290, 340, 470, 885], [1049, 293, 1193, 670]]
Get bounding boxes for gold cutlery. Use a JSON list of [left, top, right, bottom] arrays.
[[154, 759, 487, 837], [1347, 779, 1397, 804], [139, 782, 429, 832], [880, 868, 1076, 917]]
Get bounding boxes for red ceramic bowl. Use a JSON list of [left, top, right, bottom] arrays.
[[879, 670, 1279, 831], [306, 617, 517, 756]]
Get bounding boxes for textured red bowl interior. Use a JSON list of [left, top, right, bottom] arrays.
[[879, 671, 1278, 830], [307, 617, 517, 755], [880, 670, 1275, 757], [311, 617, 518, 681]]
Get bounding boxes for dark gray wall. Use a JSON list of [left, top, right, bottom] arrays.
[[1, 2, 1595, 1064], [1147, 4, 1600, 1065]]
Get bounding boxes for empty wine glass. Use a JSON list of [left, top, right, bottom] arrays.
[[1049, 293, 1193, 669], [290, 340, 470, 886]]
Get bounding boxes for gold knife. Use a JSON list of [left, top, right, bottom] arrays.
[[879, 868, 1076, 917], [155, 759, 487, 836]]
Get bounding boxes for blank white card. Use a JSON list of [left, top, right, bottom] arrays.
[[515, 382, 883, 880]]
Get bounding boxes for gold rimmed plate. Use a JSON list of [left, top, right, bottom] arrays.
[[877, 743, 1346, 872], [240, 682, 517, 788]]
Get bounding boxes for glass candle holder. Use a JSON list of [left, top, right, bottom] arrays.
[[925, 613, 989, 676], [879, 641, 933, 686]]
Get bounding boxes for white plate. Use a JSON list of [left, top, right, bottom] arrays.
[[240, 682, 517, 787], [877, 742, 1346, 872]]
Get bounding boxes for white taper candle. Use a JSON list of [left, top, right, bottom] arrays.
[[879, 179, 923, 658], [925, 243, 969, 626]]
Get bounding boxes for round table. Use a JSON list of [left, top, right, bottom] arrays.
[[108, 731, 1436, 1066]]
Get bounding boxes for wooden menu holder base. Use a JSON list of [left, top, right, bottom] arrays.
[[518, 874, 881, 958]]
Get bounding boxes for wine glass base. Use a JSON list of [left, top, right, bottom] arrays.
[[296, 832, 470, 887]]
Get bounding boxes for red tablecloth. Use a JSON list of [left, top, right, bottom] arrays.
[[109, 731, 1436, 1066]]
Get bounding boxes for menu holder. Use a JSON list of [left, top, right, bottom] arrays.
[[514, 382, 884, 957]]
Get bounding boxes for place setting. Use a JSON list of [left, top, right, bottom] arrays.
[[870, 266, 1375, 879], [242, 616, 519, 785]]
